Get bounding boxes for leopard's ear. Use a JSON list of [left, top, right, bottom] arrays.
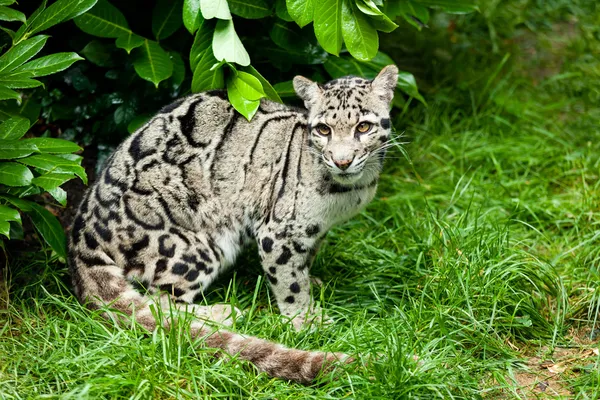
[[371, 65, 398, 104], [293, 75, 322, 109]]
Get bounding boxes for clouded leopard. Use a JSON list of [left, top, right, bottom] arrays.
[[68, 65, 399, 383]]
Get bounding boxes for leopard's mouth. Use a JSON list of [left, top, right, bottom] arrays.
[[331, 170, 364, 185]]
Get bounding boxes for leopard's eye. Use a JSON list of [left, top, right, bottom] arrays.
[[316, 124, 331, 136], [356, 122, 372, 134]]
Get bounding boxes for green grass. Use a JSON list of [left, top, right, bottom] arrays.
[[2, 1, 600, 398]]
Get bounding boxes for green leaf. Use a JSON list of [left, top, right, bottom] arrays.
[[132, 40, 173, 88], [127, 114, 152, 133], [395, 1, 429, 30], [356, 0, 398, 32], [81, 40, 114, 67], [201, 0, 231, 19], [213, 19, 250, 66], [0, 220, 9, 238], [227, 76, 260, 121], [183, 0, 203, 34], [18, 154, 87, 184], [0, 35, 48, 73], [228, 0, 271, 19], [0, 162, 33, 186], [286, 0, 313, 27], [0, 204, 20, 239], [12, 0, 45, 43], [114, 102, 137, 125], [74, 0, 131, 38], [24, 138, 82, 154], [0, 6, 25, 23], [273, 80, 295, 98], [0, 195, 33, 211], [275, 0, 293, 22], [15, 52, 83, 77], [152, 0, 183, 40], [0, 77, 43, 89], [29, 0, 98, 36], [115, 33, 144, 54], [230, 71, 264, 100], [31, 173, 76, 190], [26, 202, 67, 259], [0, 140, 39, 159], [341, 0, 378, 61], [0, 86, 19, 100], [412, 0, 478, 14], [241, 66, 282, 103], [0, 116, 30, 140], [190, 23, 224, 92], [0, 1, 16, 6], [0, 204, 21, 223], [396, 71, 425, 104], [170, 51, 185, 87], [314, 0, 342, 55], [47, 186, 67, 206]]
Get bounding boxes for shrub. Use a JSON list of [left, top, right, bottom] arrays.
[[0, 0, 98, 259]]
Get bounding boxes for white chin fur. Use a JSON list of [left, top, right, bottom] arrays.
[[331, 171, 364, 185]]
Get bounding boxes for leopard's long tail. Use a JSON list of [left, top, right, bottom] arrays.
[[68, 254, 349, 383]]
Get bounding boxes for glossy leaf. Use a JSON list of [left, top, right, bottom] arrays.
[[18, 154, 87, 184], [183, 0, 203, 33], [341, 0, 378, 61], [0, 162, 33, 186], [0, 86, 19, 100], [201, 0, 231, 19], [275, 0, 293, 21], [0, 1, 16, 6], [357, 0, 398, 32], [127, 114, 152, 133], [273, 80, 295, 98], [286, 0, 313, 27], [47, 187, 67, 206], [0, 35, 48, 73], [152, 0, 183, 40], [0, 140, 39, 159], [227, 76, 260, 121], [242, 66, 282, 103], [0, 204, 20, 223], [31, 173, 76, 190], [314, 0, 343, 55], [81, 40, 114, 67], [24, 138, 82, 154], [0, 77, 43, 89], [0, 6, 25, 23], [169, 52, 185, 87], [29, 0, 98, 35], [0, 116, 30, 140], [230, 71, 264, 100], [16, 53, 83, 77], [396, 71, 425, 104], [132, 40, 173, 88], [27, 202, 67, 259], [0, 204, 19, 238], [213, 19, 250, 66], [115, 33, 144, 54], [228, 0, 271, 19], [191, 22, 224, 92], [74, 0, 131, 38]]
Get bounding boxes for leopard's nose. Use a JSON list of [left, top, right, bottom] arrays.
[[333, 157, 353, 171]]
